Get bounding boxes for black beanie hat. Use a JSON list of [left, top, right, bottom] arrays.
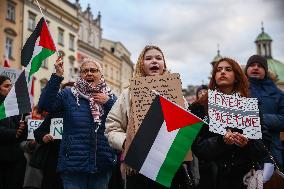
[[196, 85, 208, 98], [245, 55, 268, 74]]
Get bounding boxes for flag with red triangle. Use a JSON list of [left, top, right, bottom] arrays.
[[124, 95, 204, 187], [21, 17, 56, 81]]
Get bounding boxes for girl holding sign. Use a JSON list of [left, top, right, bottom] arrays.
[[105, 45, 195, 189], [190, 58, 268, 189]]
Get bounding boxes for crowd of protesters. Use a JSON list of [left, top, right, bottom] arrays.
[[0, 45, 284, 189]]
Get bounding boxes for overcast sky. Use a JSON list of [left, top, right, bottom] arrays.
[[73, 0, 284, 87]]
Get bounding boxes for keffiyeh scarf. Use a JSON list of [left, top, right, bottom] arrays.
[[72, 76, 112, 124]]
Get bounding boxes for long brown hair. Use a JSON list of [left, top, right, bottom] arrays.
[[133, 45, 167, 78], [197, 57, 249, 112], [209, 57, 249, 97]]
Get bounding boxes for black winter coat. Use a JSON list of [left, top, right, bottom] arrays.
[[190, 103, 267, 189], [33, 112, 63, 189], [0, 95, 27, 162]]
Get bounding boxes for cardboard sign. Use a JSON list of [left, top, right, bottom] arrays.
[[50, 118, 63, 139], [27, 119, 43, 139], [208, 89, 262, 139], [130, 73, 184, 129]]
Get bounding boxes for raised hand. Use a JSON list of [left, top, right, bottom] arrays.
[[55, 56, 64, 77]]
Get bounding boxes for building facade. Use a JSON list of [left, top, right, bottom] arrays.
[[23, 0, 80, 104], [0, 0, 23, 69], [101, 39, 133, 95], [0, 0, 134, 104], [76, 3, 103, 72]]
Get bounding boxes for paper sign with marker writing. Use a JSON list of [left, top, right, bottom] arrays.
[[50, 118, 63, 139], [27, 119, 43, 139], [130, 73, 184, 129], [208, 89, 261, 139]]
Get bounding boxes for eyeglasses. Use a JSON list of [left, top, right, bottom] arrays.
[[80, 68, 100, 74]]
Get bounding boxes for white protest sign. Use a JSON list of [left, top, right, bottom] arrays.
[[208, 89, 262, 139], [0, 67, 21, 83], [50, 118, 63, 139], [27, 119, 44, 139]]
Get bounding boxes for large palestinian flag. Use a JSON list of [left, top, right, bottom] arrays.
[[124, 95, 203, 187], [21, 17, 56, 81], [0, 70, 32, 120]]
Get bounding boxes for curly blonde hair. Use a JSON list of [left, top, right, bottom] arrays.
[[133, 45, 168, 78]]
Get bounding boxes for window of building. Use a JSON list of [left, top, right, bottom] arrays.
[[28, 12, 36, 31], [68, 56, 75, 81], [110, 67, 113, 80], [111, 47, 115, 53], [40, 78, 48, 91], [45, 20, 50, 26], [5, 36, 13, 59], [116, 70, 119, 81], [6, 2, 15, 22], [41, 57, 48, 69], [105, 64, 108, 77], [69, 34, 75, 51], [58, 28, 64, 46]]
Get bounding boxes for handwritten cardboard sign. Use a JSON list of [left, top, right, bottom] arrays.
[[208, 89, 261, 139], [50, 118, 63, 139], [130, 73, 184, 129], [27, 119, 43, 139]]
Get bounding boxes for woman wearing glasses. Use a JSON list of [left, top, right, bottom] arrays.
[[38, 58, 117, 189]]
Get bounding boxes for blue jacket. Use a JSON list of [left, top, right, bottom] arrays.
[[38, 74, 117, 173], [249, 77, 284, 166]]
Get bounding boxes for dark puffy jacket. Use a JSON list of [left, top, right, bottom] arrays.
[[190, 103, 266, 189], [38, 74, 117, 173], [249, 77, 284, 167]]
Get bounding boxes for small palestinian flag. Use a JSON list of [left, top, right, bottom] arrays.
[[124, 95, 203, 187], [0, 70, 32, 120], [21, 17, 56, 81]]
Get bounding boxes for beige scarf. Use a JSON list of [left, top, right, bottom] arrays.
[[120, 94, 139, 178]]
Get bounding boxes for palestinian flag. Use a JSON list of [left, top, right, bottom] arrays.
[[21, 17, 56, 81], [0, 70, 32, 120], [124, 95, 203, 187]]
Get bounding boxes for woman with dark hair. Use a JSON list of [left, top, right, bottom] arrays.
[[0, 75, 27, 189], [190, 58, 267, 189]]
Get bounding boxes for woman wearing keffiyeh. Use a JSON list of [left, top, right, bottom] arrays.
[[72, 59, 112, 124], [38, 57, 117, 189]]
